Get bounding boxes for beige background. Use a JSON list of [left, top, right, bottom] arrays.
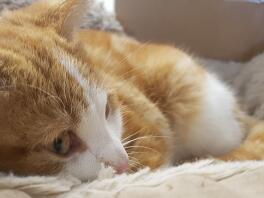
[[116, 0, 264, 61]]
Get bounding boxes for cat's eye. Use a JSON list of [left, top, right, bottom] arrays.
[[50, 132, 70, 155], [47, 131, 86, 158], [105, 101, 111, 119]]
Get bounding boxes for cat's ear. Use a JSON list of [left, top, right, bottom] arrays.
[[36, 0, 89, 40]]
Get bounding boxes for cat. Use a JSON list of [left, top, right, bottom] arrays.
[[0, 0, 262, 181]]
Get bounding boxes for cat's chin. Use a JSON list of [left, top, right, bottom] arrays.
[[60, 151, 102, 181]]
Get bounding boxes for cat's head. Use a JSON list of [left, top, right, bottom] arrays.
[[0, 0, 128, 180]]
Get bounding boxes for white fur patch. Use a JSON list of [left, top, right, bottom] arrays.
[[59, 53, 89, 89], [57, 51, 128, 181]]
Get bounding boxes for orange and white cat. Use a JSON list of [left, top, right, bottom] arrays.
[[0, 0, 262, 181]]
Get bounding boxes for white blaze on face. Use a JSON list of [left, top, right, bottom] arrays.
[[58, 51, 128, 180]]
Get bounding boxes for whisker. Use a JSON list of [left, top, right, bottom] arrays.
[[127, 151, 148, 155], [121, 125, 151, 143], [128, 157, 145, 168], [121, 131, 141, 143], [129, 162, 144, 169], [125, 145, 160, 153], [129, 160, 143, 167], [127, 168, 136, 173], [123, 135, 171, 146]]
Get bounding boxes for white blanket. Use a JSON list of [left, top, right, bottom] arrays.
[[1, 160, 264, 198]]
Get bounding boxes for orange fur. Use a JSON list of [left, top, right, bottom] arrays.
[[0, 0, 262, 178], [220, 120, 264, 161]]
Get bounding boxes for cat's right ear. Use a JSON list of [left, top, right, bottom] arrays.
[[36, 0, 90, 40]]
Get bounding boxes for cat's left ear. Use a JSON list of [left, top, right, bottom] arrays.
[[37, 0, 89, 40]]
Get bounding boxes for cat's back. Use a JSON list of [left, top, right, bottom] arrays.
[[78, 29, 200, 77], [78, 29, 205, 123]]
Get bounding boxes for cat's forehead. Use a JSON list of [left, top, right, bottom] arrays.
[[0, 2, 109, 127], [0, 26, 105, 121], [56, 48, 108, 108]]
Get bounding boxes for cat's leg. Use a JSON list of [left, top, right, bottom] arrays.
[[122, 111, 172, 171], [124, 117, 170, 171], [118, 84, 173, 171]]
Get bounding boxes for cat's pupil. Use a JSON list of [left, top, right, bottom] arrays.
[[53, 138, 63, 153]]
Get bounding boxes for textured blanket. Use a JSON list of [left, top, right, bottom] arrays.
[[1, 160, 264, 198]]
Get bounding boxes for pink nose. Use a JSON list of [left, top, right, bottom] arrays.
[[114, 162, 129, 174]]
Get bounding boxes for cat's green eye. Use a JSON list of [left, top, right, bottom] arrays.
[[50, 132, 70, 155]]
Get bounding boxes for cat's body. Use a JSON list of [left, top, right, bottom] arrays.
[[0, 0, 262, 181], [78, 30, 248, 165]]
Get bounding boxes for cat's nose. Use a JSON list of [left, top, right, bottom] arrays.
[[105, 148, 129, 174], [98, 140, 129, 174], [114, 162, 129, 174]]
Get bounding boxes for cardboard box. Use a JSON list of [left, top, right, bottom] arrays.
[[116, 0, 264, 61]]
